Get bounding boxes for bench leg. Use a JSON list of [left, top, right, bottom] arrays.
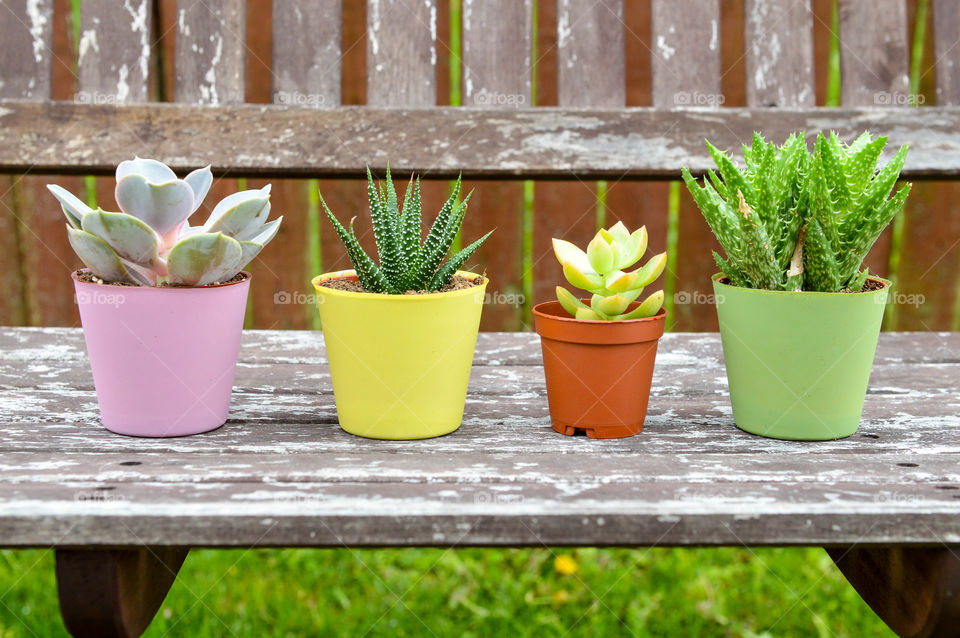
[[827, 546, 960, 638], [55, 547, 189, 638]]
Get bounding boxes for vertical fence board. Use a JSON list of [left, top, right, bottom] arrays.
[[174, 0, 244, 104], [0, 0, 55, 325], [532, 0, 623, 308], [77, 0, 151, 103], [367, 0, 436, 106], [894, 0, 959, 330], [745, 0, 815, 107], [838, 0, 910, 279], [462, 0, 531, 330], [652, 0, 721, 331]]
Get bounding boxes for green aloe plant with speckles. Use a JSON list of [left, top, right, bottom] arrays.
[[320, 167, 493, 293], [682, 131, 910, 292]]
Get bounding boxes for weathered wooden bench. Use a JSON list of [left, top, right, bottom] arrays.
[[2, 0, 960, 636]]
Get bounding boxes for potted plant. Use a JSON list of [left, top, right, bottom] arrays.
[[47, 157, 282, 437], [532, 222, 667, 439], [312, 168, 492, 440], [682, 131, 909, 440]]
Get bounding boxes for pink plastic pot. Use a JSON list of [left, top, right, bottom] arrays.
[[72, 270, 251, 437]]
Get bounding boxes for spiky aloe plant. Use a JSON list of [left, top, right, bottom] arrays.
[[552, 222, 667, 320], [48, 157, 282, 286], [320, 168, 492, 293], [682, 131, 910, 292]]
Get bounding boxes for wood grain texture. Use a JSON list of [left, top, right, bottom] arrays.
[[556, 0, 625, 106], [273, 0, 341, 107], [76, 0, 151, 103], [0, 330, 959, 547], [0, 0, 54, 99], [829, 546, 960, 638], [56, 547, 189, 638], [6, 102, 960, 178], [174, 0, 245, 104], [650, 0, 721, 108], [461, 0, 532, 331], [366, 0, 437, 106], [744, 0, 815, 107], [933, 0, 960, 105]]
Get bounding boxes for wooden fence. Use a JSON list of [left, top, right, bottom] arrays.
[[0, 0, 957, 332]]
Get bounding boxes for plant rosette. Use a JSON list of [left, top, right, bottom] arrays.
[[533, 301, 667, 439], [535, 222, 668, 439], [72, 270, 250, 437], [49, 157, 282, 437], [713, 274, 890, 440], [312, 269, 487, 440]]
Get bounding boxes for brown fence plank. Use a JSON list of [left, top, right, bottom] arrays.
[[0, 0, 55, 325], [532, 0, 622, 308], [745, 0, 815, 107], [461, 0, 532, 330], [174, 0, 244, 104], [652, 0, 721, 331], [894, 0, 960, 330], [838, 0, 911, 279]]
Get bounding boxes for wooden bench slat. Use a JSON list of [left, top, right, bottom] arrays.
[[838, 0, 911, 107], [744, 0, 816, 107], [650, 0, 721, 108], [462, 0, 533, 107], [272, 0, 342, 107], [367, 0, 437, 106], [174, 0, 245, 104], [933, 0, 960, 105], [556, 0, 624, 106], [77, 0, 152, 103], [3, 102, 960, 178]]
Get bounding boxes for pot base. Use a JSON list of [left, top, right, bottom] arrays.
[[340, 422, 461, 440], [552, 422, 642, 439], [734, 421, 858, 442], [102, 421, 226, 438]]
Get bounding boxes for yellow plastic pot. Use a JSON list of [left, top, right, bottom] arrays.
[[312, 270, 487, 439]]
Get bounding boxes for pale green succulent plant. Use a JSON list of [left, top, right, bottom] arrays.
[[552, 222, 667, 320], [682, 131, 910, 292], [48, 158, 282, 286], [320, 167, 492, 293]]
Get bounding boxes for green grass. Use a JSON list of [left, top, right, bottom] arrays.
[[0, 547, 892, 637]]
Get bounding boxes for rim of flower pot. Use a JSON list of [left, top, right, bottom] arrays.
[[71, 268, 251, 290], [311, 269, 487, 300], [532, 300, 668, 325], [712, 272, 890, 296]]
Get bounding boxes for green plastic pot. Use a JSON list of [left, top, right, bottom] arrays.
[[312, 269, 487, 440], [713, 273, 890, 440]]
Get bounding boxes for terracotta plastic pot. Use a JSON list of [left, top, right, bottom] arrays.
[[532, 301, 667, 439], [72, 270, 250, 437], [713, 273, 890, 440], [312, 270, 487, 440]]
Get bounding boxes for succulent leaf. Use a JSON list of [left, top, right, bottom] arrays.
[[204, 188, 271, 238], [183, 166, 214, 214], [66, 226, 142, 284], [115, 173, 195, 238], [46, 184, 91, 228], [166, 232, 243, 286], [615, 290, 664, 320], [562, 262, 603, 291], [238, 217, 283, 266], [115, 157, 177, 184], [556, 286, 589, 316], [587, 233, 615, 273], [81, 209, 160, 268]]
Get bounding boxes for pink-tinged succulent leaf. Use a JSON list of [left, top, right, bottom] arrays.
[[556, 286, 589, 317], [122, 259, 159, 285], [81, 209, 160, 268], [238, 216, 283, 266], [204, 187, 271, 238], [552, 238, 592, 272], [618, 226, 648, 269], [631, 252, 667, 288], [183, 166, 213, 214], [562, 261, 603, 291], [116, 157, 177, 184], [66, 226, 142, 284], [166, 232, 243, 286], [615, 290, 664, 320], [46, 184, 91, 228], [575, 307, 605, 320], [115, 174, 195, 238], [587, 232, 615, 273]]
